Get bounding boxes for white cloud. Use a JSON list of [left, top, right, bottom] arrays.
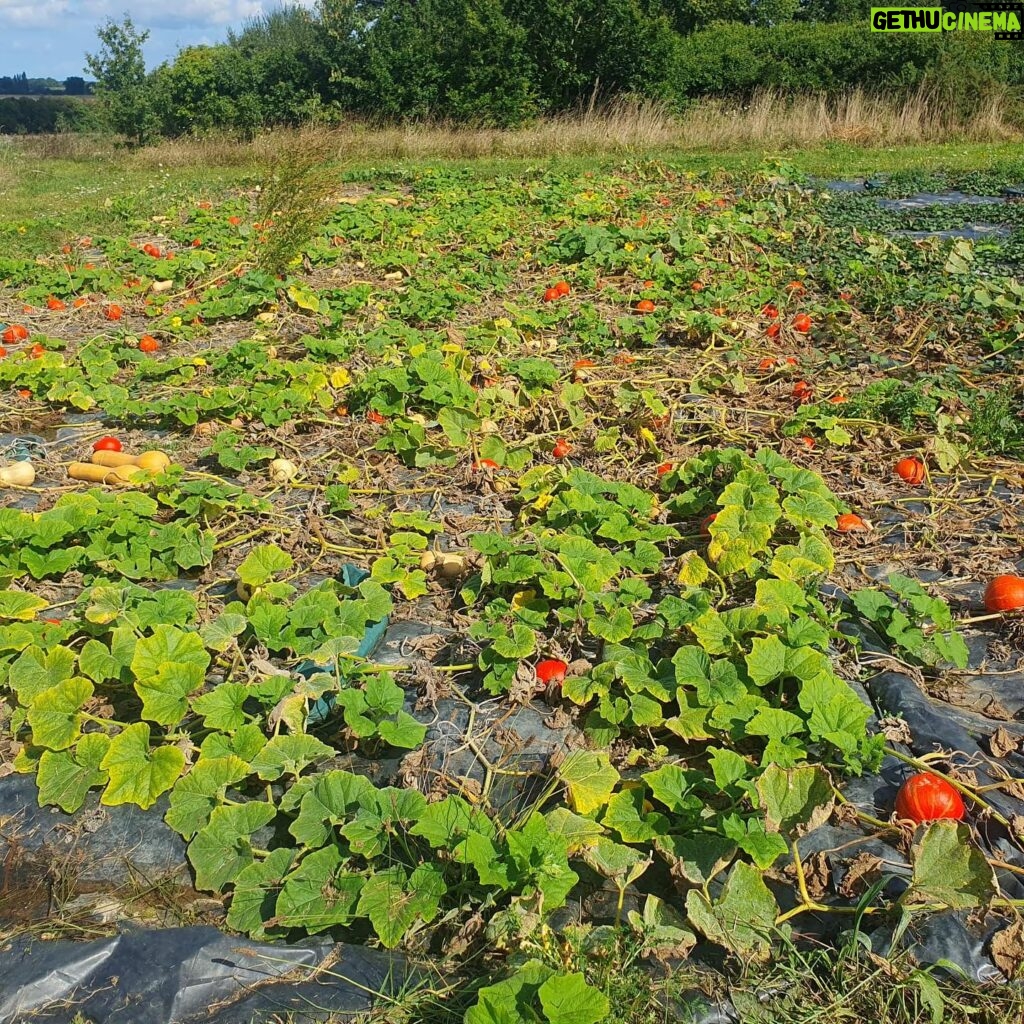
[[0, 0, 317, 31], [0, 0, 320, 76], [0, 1, 71, 30]]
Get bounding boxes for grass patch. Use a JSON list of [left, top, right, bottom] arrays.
[[337, 929, 1024, 1024]]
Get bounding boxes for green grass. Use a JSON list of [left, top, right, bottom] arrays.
[[335, 931, 1024, 1024], [3, 139, 1023, 260]]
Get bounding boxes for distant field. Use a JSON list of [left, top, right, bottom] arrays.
[[0, 93, 94, 100]]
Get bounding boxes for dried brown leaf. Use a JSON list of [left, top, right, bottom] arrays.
[[990, 918, 1024, 980], [838, 851, 885, 899], [989, 727, 1020, 759]]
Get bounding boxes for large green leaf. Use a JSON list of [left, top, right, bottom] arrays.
[[36, 733, 110, 812], [289, 770, 375, 848], [9, 645, 76, 705], [538, 972, 610, 1024], [188, 800, 276, 892], [654, 833, 736, 886], [191, 684, 249, 732], [356, 862, 447, 948], [27, 678, 92, 750], [226, 847, 295, 939], [643, 763, 701, 816], [756, 764, 834, 837], [237, 544, 293, 586], [131, 625, 210, 726], [166, 755, 251, 839], [904, 821, 994, 909], [745, 635, 788, 687], [409, 795, 490, 847], [99, 723, 185, 809], [250, 734, 334, 781], [465, 961, 555, 1024], [0, 590, 48, 621], [275, 845, 362, 933], [77, 639, 121, 684], [377, 711, 427, 749], [582, 836, 651, 886], [685, 861, 779, 961]]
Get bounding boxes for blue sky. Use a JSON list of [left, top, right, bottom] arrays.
[[1, 1, 315, 80]]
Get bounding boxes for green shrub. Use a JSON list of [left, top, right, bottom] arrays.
[[669, 21, 1021, 98]]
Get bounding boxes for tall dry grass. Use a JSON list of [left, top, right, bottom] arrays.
[[10, 88, 1019, 169]]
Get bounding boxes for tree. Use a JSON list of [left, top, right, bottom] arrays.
[[506, 0, 678, 111], [85, 15, 155, 143], [356, 0, 538, 124]]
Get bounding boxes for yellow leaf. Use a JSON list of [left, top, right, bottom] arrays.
[[286, 285, 320, 313], [638, 427, 659, 453], [676, 552, 710, 587], [330, 368, 351, 389], [511, 589, 537, 612], [560, 751, 619, 815]]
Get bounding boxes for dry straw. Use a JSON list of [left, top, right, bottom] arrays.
[[10, 87, 1019, 168]]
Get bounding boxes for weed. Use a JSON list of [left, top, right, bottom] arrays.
[[252, 128, 343, 276], [966, 385, 1024, 457]]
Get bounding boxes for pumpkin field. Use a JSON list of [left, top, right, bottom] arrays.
[[2, 143, 1024, 1023]]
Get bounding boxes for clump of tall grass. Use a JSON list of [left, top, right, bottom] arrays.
[[250, 130, 342, 276]]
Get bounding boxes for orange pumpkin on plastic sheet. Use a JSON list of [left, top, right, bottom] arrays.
[[535, 659, 568, 692], [835, 513, 870, 533], [894, 773, 965, 823], [895, 457, 926, 486], [2, 325, 28, 344], [984, 575, 1024, 613]]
